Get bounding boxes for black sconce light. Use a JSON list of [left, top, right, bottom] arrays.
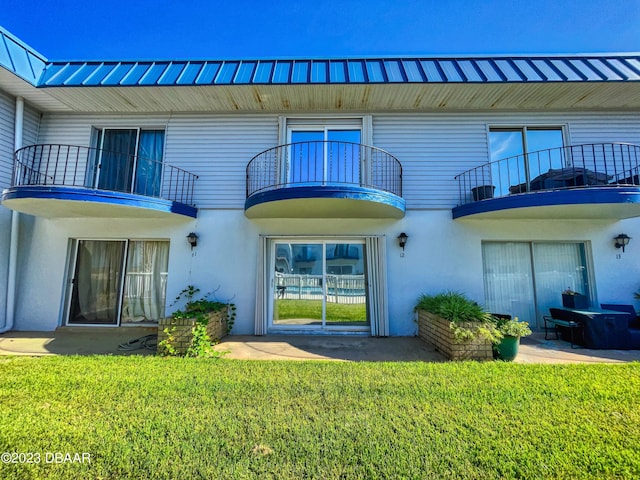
[[397, 232, 408, 251], [186, 232, 199, 249], [614, 233, 631, 252]]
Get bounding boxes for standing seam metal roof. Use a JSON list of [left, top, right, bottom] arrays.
[[1, 26, 639, 87], [0, 27, 47, 85], [37, 56, 640, 87]]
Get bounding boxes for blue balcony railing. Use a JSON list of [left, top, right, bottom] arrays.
[[455, 143, 640, 205], [13, 144, 198, 206], [246, 141, 402, 198]]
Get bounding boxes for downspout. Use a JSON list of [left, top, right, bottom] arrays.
[[1, 96, 23, 333]]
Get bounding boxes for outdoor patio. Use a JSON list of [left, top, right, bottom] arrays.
[[2, 328, 640, 363]]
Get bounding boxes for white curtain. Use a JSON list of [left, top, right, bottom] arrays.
[[121, 241, 169, 323], [254, 236, 268, 335], [483, 242, 590, 329], [74, 240, 125, 324], [532, 243, 589, 320], [482, 242, 536, 326], [365, 236, 389, 337]]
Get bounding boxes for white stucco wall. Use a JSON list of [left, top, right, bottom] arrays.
[[12, 207, 640, 335]]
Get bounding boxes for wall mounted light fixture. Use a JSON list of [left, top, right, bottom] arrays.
[[397, 232, 408, 251], [186, 232, 199, 249], [614, 233, 631, 252]]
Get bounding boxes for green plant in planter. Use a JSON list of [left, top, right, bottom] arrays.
[[492, 316, 532, 361], [415, 291, 501, 344], [159, 285, 236, 358], [494, 316, 532, 338]]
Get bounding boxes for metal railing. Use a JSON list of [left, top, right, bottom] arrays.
[[13, 144, 198, 206], [246, 141, 402, 198], [455, 143, 640, 205], [275, 273, 366, 304]]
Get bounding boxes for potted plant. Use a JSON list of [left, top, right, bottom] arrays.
[[415, 291, 500, 360], [492, 316, 532, 361], [471, 185, 495, 201], [561, 288, 589, 309]]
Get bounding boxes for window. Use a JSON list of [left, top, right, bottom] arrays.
[[86, 128, 165, 197], [482, 241, 592, 329], [489, 127, 565, 196]]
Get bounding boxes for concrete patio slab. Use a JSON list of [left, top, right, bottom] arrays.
[[213, 335, 448, 362], [0, 327, 158, 356], [2, 329, 640, 363]]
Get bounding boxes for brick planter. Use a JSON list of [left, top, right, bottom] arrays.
[[157, 308, 228, 355], [417, 310, 493, 361]]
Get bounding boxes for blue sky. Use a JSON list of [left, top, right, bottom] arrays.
[[3, 0, 640, 60]]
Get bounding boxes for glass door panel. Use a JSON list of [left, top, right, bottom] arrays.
[[68, 240, 126, 325], [273, 243, 323, 325], [327, 130, 361, 184], [532, 243, 590, 324], [121, 241, 170, 324], [489, 130, 526, 197], [483, 241, 592, 329], [289, 131, 324, 184], [482, 242, 536, 327], [526, 129, 565, 187], [134, 130, 164, 197], [97, 129, 138, 192], [325, 243, 368, 326]]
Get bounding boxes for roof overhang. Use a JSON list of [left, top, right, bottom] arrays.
[[30, 81, 640, 113]]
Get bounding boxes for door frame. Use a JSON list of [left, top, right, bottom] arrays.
[[65, 238, 129, 327], [63, 238, 170, 327], [267, 236, 370, 334]]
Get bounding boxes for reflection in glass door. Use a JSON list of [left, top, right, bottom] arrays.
[[325, 243, 367, 326], [272, 241, 369, 330]]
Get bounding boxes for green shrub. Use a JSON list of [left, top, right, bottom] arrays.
[[494, 316, 532, 338], [416, 291, 501, 344], [159, 285, 235, 358]]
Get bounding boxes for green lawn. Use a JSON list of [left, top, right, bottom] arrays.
[[275, 299, 366, 322], [1, 357, 640, 479]]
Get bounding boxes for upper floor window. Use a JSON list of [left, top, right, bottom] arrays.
[[86, 128, 165, 196], [489, 126, 565, 196]]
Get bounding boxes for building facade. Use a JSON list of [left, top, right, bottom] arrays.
[[1, 26, 639, 336]]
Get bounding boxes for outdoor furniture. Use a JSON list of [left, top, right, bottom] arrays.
[[548, 307, 638, 349], [509, 167, 612, 194], [545, 309, 584, 348]]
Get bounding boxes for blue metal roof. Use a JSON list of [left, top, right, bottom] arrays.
[[36, 55, 640, 87], [1, 25, 638, 89], [0, 27, 47, 85]]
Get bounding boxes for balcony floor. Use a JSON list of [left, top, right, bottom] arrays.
[[452, 186, 640, 220], [245, 185, 405, 219], [2, 185, 197, 219]]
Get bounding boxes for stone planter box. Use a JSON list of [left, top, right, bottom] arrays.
[[417, 310, 493, 361], [157, 308, 228, 355]]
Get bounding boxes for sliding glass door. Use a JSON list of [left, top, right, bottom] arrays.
[[482, 242, 592, 329], [272, 240, 368, 331], [288, 129, 362, 185], [88, 129, 165, 196], [68, 239, 169, 326], [69, 240, 126, 325]]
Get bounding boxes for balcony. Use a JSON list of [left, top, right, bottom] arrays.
[[1, 144, 198, 219], [453, 143, 640, 220], [245, 141, 405, 218]]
